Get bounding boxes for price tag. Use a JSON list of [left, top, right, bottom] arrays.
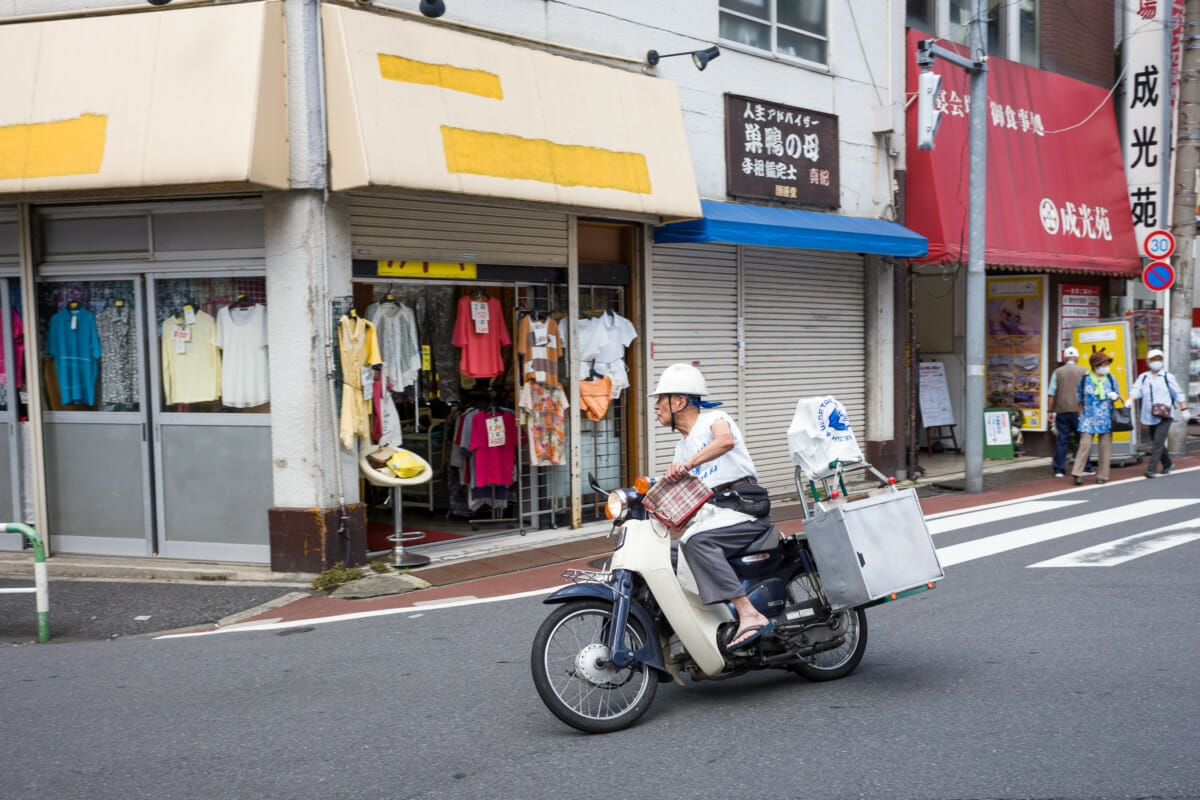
[[486, 415, 505, 448], [183, 305, 197, 325], [471, 300, 490, 334], [360, 367, 375, 399], [421, 345, 431, 371], [531, 320, 549, 346], [71, 314, 77, 330], [171, 327, 191, 343]]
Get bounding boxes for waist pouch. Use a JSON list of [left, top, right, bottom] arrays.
[[711, 484, 770, 518]]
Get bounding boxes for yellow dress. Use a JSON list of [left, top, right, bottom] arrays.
[[338, 315, 382, 450]]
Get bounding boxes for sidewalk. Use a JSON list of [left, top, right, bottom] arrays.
[[2, 440, 1196, 644]]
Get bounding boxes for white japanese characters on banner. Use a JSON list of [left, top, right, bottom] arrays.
[[1123, 0, 1183, 250]]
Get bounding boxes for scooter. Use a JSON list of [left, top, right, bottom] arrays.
[[531, 474, 915, 734]]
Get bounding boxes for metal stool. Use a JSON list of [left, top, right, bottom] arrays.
[[359, 445, 434, 569]]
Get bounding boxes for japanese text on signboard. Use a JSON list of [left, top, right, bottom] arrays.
[[725, 93, 839, 208]]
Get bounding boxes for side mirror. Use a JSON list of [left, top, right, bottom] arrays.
[[588, 472, 604, 495]]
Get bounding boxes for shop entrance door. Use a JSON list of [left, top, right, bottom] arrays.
[[146, 275, 272, 562], [37, 278, 155, 556], [0, 277, 23, 529]]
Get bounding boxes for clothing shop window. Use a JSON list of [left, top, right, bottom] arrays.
[[1, 278, 26, 414], [37, 280, 139, 412], [719, 0, 829, 67], [154, 277, 269, 414]]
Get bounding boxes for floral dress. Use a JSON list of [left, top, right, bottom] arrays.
[[1076, 372, 1117, 434]]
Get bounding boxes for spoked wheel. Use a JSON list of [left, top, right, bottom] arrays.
[[531, 600, 658, 733], [789, 607, 868, 681]]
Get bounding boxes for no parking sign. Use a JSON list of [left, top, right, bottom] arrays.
[[1142, 261, 1175, 292]]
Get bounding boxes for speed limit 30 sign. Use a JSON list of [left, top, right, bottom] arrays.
[[1143, 229, 1175, 260]]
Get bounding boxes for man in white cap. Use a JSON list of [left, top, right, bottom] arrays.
[[649, 363, 773, 651], [1130, 348, 1188, 478], [1047, 346, 1089, 477]]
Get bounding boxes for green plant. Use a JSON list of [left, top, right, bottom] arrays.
[[369, 557, 392, 574], [311, 562, 365, 592]]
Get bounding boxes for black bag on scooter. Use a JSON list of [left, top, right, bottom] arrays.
[[712, 483, 771, 518]]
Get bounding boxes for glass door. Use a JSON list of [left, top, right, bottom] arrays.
[[0, 278, 22, 537], [37, 278, 153, 556], [146, 275, 272, 562]]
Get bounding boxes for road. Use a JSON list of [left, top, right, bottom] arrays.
[[3, 471, 1199, 800]]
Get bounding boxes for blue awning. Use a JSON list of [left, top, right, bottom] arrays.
[[653, 199, 928, 258]]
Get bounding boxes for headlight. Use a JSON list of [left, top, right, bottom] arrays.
[[605, 491, 628, 520]]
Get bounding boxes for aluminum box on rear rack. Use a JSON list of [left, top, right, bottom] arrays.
[[801, 488, 944, 611]]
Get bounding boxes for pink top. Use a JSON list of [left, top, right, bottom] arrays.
[[468, 411, 517, 487], [0, 310, 24, 388], [452, 295, 511, 378]]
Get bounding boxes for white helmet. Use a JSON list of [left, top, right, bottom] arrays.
[[648, 363, 709, 397], [1063, 346, 1079, 359]]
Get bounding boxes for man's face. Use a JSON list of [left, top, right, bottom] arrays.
[[653, 394, 684, 427]]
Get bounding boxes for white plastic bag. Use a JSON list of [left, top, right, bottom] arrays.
[[787, 396, 863, 478]]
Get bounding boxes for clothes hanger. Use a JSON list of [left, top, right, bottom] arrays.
[[232, 294, 254, 309]]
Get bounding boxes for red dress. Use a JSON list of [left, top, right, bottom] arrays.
[[452, 295, 511, 378]]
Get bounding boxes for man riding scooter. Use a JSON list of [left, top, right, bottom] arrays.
[[650, 363, 774, 650]]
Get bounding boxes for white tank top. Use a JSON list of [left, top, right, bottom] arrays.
[[672, 410, 758, 489]]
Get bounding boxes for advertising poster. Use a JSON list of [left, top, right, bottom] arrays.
[[918, 362, 955, 427], [1059, 284, 1101, 353], [1070, 320, 1136, 449], [985, 275, 1049, 430], [1124, 308, 1163, 372]]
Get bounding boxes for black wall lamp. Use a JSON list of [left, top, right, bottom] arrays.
[[419, 0, 446, 17], [646, 45, 721, 71]]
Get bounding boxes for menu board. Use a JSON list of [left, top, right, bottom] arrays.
[[918, 361, 955, 427], [985, 275, 1049, 431]]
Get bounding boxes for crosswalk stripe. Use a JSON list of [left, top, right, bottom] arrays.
[[935, 499, 1199, 568], [927, 500, 1088, 536], [1027, 521, 1200, 568]]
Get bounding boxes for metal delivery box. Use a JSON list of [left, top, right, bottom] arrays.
[[802, 488, 944, 611]]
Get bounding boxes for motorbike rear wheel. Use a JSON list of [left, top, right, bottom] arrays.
[[531, 600, 658, 734], [789, 607, 868, 681]]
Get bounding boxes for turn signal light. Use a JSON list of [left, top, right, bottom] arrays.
[[634, 476, 651, 494], [890, 593, 898, 600], [604, 504, 614, 519]]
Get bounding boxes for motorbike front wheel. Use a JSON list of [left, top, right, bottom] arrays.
[[789, 607, 868, 682], [531, 600, 658, 734]]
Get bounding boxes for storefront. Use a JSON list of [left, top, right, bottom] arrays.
[[653, 202, 927, 497], [0, 4, 288, 560], [904, 29, 1141, 457]]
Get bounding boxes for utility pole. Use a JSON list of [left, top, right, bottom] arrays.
[[1169, 0, 1200, 455], [916, 0, 988, 492]]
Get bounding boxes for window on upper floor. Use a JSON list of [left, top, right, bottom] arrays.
[[1019, 0, 1039, 67], [719, 0, 829, 67], [907, 0, 935, 33]]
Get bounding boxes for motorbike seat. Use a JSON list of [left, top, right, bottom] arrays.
[[735, 524, 781, 555]]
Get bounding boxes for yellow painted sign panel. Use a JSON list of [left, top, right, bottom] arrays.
[[377, 260, 477, 279], [0, 114, 106, 180]]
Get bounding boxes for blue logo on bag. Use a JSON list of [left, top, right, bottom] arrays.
[[828, 407, 850, 431]]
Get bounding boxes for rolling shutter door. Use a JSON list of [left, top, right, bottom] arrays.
[[741, 246, 866, 498], [649, 243, 740, 476], [348, 193, 569, 266]]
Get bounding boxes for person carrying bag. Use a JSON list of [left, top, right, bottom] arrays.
[[1130, 348, 1189, 478], [1071, 351, 1122, 485]]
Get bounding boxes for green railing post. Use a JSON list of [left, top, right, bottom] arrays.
[[3, 523, 48, 643]]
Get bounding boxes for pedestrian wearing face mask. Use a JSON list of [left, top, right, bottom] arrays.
[[1071, 351, 1122, 485], [1130, 348, 1188, 479], [1047, 346, 1089, 478]]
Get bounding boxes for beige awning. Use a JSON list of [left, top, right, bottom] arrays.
[[322, 7, 702, 220], [0, 2, 288, 195]]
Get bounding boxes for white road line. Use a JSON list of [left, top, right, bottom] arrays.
[[927, 500, 1087, 536], [154, 586, 558, 639], [1028, 521, 1200, 568], [920, 464, 1200, 521], [935, 499, 1199, 568]]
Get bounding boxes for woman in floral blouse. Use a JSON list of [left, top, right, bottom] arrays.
[[1071, 350, 1123, 485]]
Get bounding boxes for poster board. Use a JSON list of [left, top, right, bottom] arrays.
[[918, 362, 955, 427], [985, 275, 1049, 431], [983, 408, 1015, 460], [1070, 318, 1136, 450]]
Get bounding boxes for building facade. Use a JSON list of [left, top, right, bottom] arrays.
[[1, 0, 923, 568]]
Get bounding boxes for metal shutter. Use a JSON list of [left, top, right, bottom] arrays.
[[741, 246, 866, 499], [649, 243, 740, 476], [348, 193, 569, 266]]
